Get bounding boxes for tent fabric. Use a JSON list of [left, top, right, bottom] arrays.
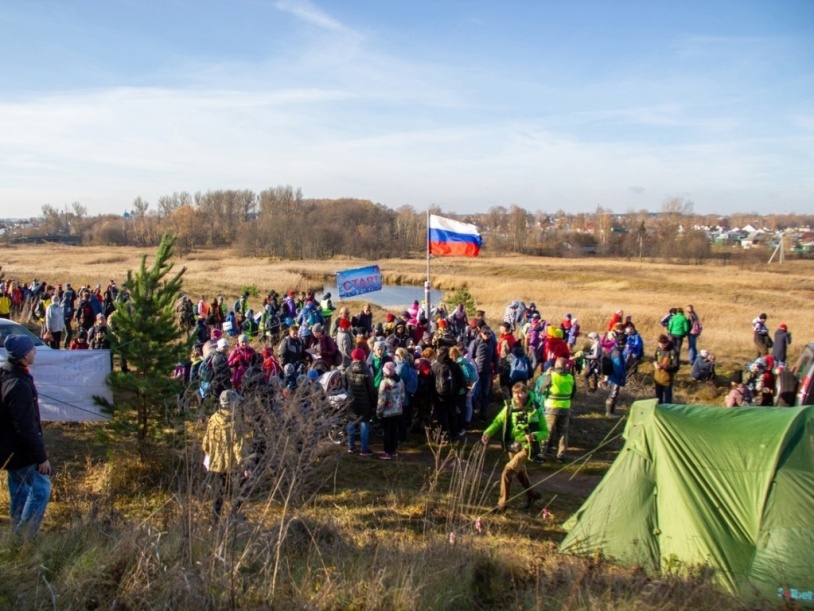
[[560, 400, 814, 604]]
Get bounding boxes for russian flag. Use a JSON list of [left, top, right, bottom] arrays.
[[429, 214, 482, 257]]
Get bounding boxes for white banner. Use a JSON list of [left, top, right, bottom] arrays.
[[29, 350, 113, 422]]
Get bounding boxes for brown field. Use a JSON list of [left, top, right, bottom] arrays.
[[0, 243, 810, 609]]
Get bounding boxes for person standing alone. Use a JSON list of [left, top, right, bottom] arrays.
[[0, 335, 51, 536]]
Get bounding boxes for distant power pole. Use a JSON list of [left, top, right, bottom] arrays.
[[768, 233, 785, 264]]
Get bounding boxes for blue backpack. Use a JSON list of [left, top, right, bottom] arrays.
[[509, 354, 531, 383], [401, 363, 418, 395]]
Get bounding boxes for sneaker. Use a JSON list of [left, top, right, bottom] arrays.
[[556, 456, 566, 464], [532, 454, 547, 464], [379, 452, 392, 460], [359, 449, 374, 457], [347, 447, 357, 454]]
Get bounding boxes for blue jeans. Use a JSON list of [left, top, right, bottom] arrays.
[[473, 371, 492, 419], [655, 384, 673, 405], [687, 334, 698, 364], [347, 420, 370, 452], [8, 464, 51, 536]]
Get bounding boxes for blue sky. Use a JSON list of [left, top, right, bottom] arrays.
[[1, 0, 812, 217]]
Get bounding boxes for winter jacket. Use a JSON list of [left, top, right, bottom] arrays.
[[0, 362, 47, 470], [484, 394, 548, 455], [202, 408, 248, 474], [377, 375, 405, 419], [653, 341, 680, 386], [335, 328, 354, 370], [608, 345, 627, 387], [470, 333, 498, 374], [667, 313, 690, 338], [771, 329, 792, 363], [45, 302, 66, 333], [344, 361, 376, 421]]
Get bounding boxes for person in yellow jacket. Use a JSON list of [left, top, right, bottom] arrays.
[[202, 390, 251, 522], [481, 382, 548, 512], [0, 289, 11, 319], [535, 356, 576, 463]]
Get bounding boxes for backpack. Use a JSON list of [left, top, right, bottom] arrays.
[[509, 354, 531, 383], [402, 363, 418, 394], [601, 353, 614, 376], [435, 362, 457, 397], [198, 354, 216, 383]]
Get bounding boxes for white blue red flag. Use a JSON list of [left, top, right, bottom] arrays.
[[429, 214, 482, 257]]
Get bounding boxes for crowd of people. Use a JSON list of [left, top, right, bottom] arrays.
[[1, 275, 802, 523]]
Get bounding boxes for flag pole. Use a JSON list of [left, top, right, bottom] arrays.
[[425, 209, 432, 320]]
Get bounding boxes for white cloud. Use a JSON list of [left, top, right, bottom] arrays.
[[274, 0, 345, 31]]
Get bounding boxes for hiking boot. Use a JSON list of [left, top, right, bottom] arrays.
[[532, 454, 547, 464], [556, 456, 566, 464], [522, 491, 542, 510]]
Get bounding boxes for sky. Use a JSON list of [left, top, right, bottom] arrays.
[[1, 0, 812, 218]]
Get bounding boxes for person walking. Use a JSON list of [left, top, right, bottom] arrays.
[[0, 335, 52, 536], [202, 390, 250, 523], [481, 383, 546, 512], [536, 357, 576, 462]]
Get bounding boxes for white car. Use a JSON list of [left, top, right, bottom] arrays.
[[0, 318, 52, 359]]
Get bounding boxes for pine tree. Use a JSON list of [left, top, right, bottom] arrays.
[[106, 234, 189, 460]]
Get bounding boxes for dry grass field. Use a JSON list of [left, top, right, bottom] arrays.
[[0, 243, 811, 609]]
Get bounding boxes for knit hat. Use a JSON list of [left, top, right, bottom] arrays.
[[383, 361, 396, 377], [312, 323, 324, 334], [307, 368, 320, 381], [219, 389, 242, 408], [385, 313, 396, 322], [238, 334, 248, 343], [217, 338, 229, 350], [700, 349, 709, 358], [4, 335, 35, 360], [780, 324, 788, 331], [351, 348, 365, 361], [374, 340, 386, 352], [210, 328, 222, 340]]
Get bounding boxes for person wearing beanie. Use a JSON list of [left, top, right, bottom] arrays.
[[335, 320, 355, 371], [202, 389, 249, 522], [691, 349, 716, 383], [771, 323, 792, 368], [228, 334, 256, 391], [376, 360, 405, 460], [344, 346, 377, 456], [0, 334, 51, 536]]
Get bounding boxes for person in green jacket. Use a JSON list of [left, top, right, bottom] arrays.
[[667, 307, 690, 360], [481, 383, 547, 512]]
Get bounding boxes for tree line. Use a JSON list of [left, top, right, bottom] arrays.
[[23, 189, 814, 263]]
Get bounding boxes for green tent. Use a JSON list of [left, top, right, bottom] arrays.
[[560, 399, 814, 605]]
